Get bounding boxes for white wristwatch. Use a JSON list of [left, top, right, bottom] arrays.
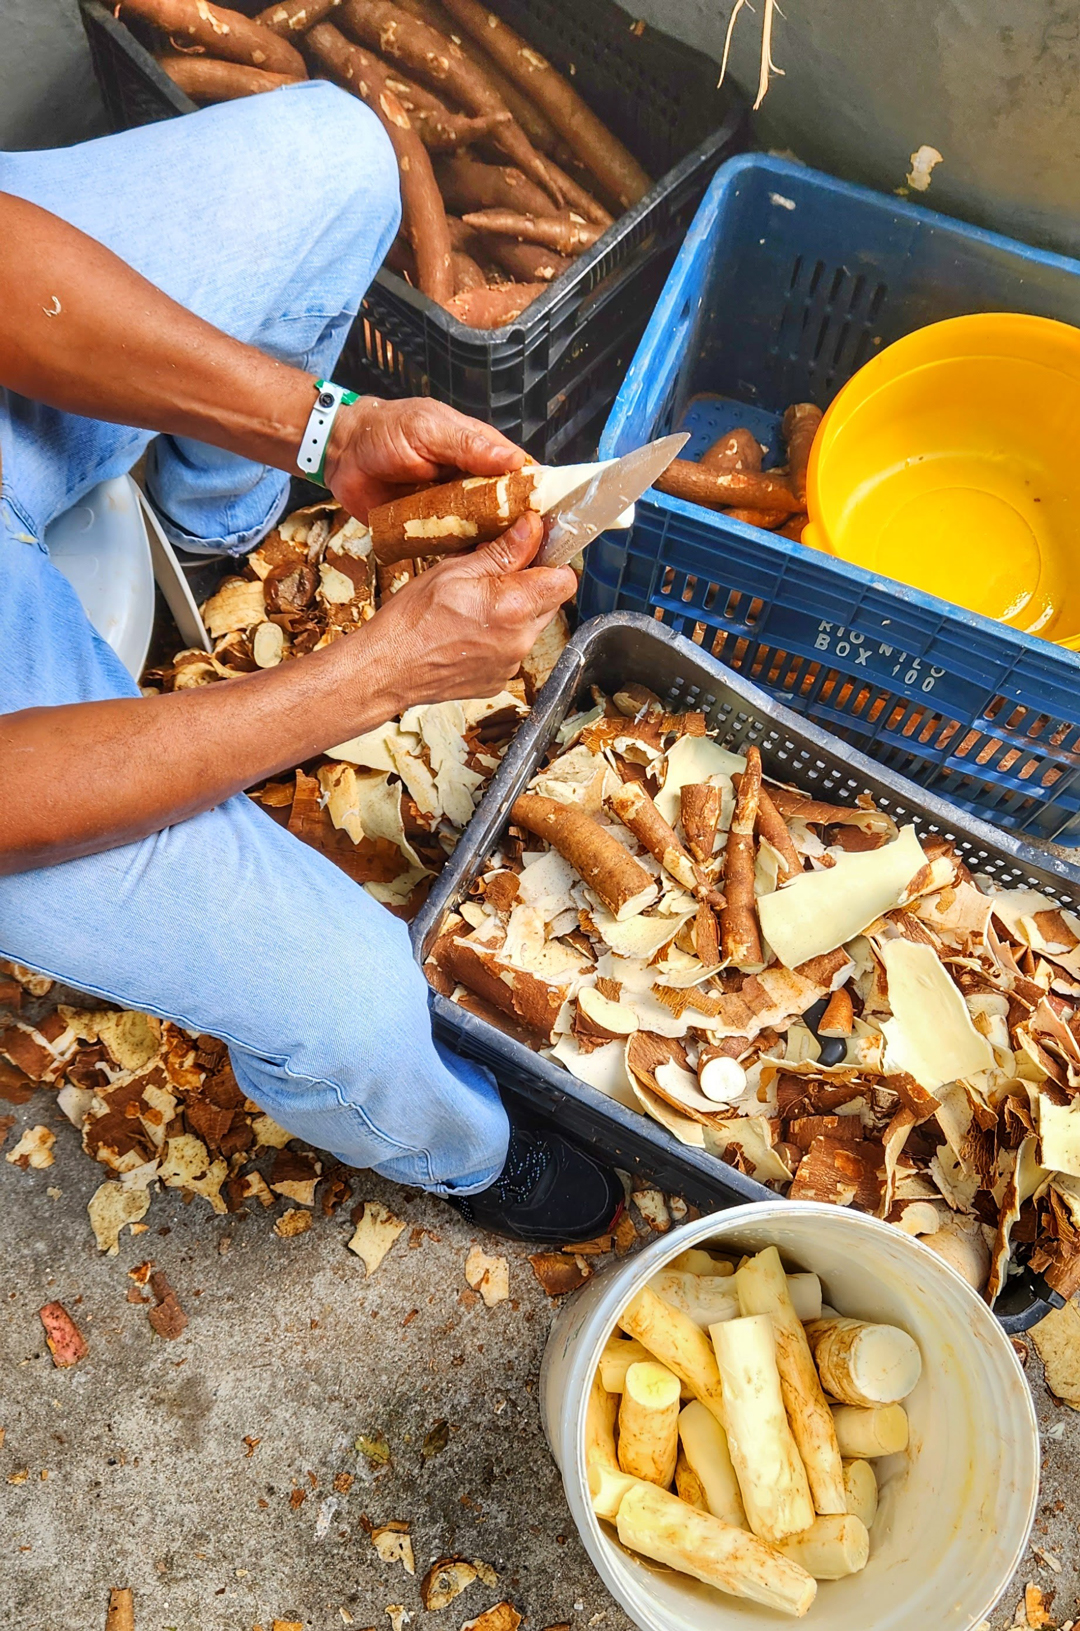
[[297, 379, 359, 486]]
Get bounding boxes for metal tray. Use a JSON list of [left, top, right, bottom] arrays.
[[413, 613, 1079, 1330]]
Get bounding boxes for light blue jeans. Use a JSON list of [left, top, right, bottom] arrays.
[[0, 83, 508, 1192]]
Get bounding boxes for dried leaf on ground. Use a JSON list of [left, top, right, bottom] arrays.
[[462, 1604, 522, 1631], [465, 1245, 509, 1307], [275, 1207, 313, 1239], [356, 1433, 391, 1468], [386, 1608, 410, 1631], [372, 1521, 415, 1574], [422, 1558, 479, 1612], [6, 1125, 56, 1170], [348, 1202, 406, 1275], [147, 1271, 187, 1340], [613, 1212, 639, 1252], [529, 1252, 592, 1296], [421, 1419, 450, 1460], [88, 1181, 152, 1254], [39, 1301, 87, 1368], [1032, 1300, 1080, 1410]]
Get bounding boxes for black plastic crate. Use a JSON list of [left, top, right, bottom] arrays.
[[412, 613, 1079, 1331], [79, 0, 746, 458]]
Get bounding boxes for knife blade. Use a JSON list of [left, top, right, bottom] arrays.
[[536, 432, 689, 568]]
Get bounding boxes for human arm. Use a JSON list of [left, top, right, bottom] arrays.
[[0, 193, 574, 873], [1, 515, 574, 874]]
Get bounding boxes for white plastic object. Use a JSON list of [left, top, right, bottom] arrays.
[[46, 476, 156, 681], [540, 1201, 1037, 1631], [139, 490, 210, 652]]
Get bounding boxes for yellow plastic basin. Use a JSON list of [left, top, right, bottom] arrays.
[[803, 313, 1080, 645]]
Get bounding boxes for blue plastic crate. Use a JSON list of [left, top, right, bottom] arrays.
[[584, 153, 1080, 843]]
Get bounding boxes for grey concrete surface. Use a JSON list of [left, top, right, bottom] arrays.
[[2, 1078, 1079, 1631], [0, 0, 105, 151]]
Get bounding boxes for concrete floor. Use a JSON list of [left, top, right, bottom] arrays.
[[2, 1086, 1078, 1630]]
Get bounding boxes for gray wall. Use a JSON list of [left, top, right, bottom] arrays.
[[0, 0, 105, 152], [1, 0, 1078, 262], [634, 0, 1080, 260]]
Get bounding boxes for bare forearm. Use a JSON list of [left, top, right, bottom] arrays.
[[0, 191, 314, 472], [0, 628, 403, 875]]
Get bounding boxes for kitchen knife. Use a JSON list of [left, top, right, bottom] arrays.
[[536, 432, 689, 568]]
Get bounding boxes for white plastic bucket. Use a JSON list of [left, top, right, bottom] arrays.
[[47, 475, 156, 680], [541, 1202, 1038, 1631]]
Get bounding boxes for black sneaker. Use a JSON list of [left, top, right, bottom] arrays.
[[448, 1124, 625, 1245]]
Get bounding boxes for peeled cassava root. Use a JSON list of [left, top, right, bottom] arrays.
[[122, 0, 307, 74], [616, 1485, 817, 1617], [805, 1316, 922, 1408], [592, 1245, 922, 1613], [306, 23, 453, 303]]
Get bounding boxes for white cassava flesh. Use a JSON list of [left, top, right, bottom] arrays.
[[805, 1316, 922, 1407], [709, 1314, 815, 1543], [842, 1459, 879, 1530], [735, 1249, 846, 1515], [618, 1286, 726, 1427], [615, 1485, 816, 1618], [773, 1514, 870, 1580], [830, 1403, 909, 1458], [617, 1361, 681, 1486], [677, 1399, 747, 1528]]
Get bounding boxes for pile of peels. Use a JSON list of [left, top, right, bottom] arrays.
[[0, 968, 358, 1251], [426, 682, 1080, 1305], [143, 498, 566, 919]]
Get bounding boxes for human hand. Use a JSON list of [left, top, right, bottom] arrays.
[[360, 510, 576, 707], [323, 395, 525, 519]]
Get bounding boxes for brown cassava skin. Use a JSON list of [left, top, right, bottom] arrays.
[[430, 934, 565, 1038], [370, 467, 539, 561], [437, 154, 558, 218], [157, 54, 304, 100], [121, 0, 307, 74], [700, 426, 762, 475], [451, 248, 487, 292], [608, 780, 698, 891], [542, 155, 613, 226], [414, 106, 510, 149], [255, 0, 342, 33], [721, 743, 763, 968], [461, 208, 602, 254], [305, 24, 453, 304], [680, 781, 723, 865], [339, 0, 561, 200], [745, 779, 801, 881], [481, 235, 569, 283], [657, 459, 796, 515], [782, 402, 823, 506], [512, 793, 657, 919], [724, 506, 794, 530], [438, 0, 650, 209], [445, 281, 546, 327]]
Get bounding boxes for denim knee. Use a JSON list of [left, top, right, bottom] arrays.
[[280, 80, 401, 249]]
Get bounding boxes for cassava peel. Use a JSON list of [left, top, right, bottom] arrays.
[[721, 744, 763, 967]]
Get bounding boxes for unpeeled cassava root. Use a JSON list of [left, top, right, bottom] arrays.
[[512, 795, 658, 921], [445, 282, 548, 327], [158, 55, 304, 99], [122, 0, 307, 75], [306, 23, 453, 303], [460, 208, 604, 254], [437, 0, 651, 209], [339, 0, 562, 201], [256, 0, 343, 32], [657, 459, 796, 515], [721, 744, 764, 968]]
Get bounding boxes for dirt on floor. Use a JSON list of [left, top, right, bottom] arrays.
[[2, 1053, 1080, 1629]]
